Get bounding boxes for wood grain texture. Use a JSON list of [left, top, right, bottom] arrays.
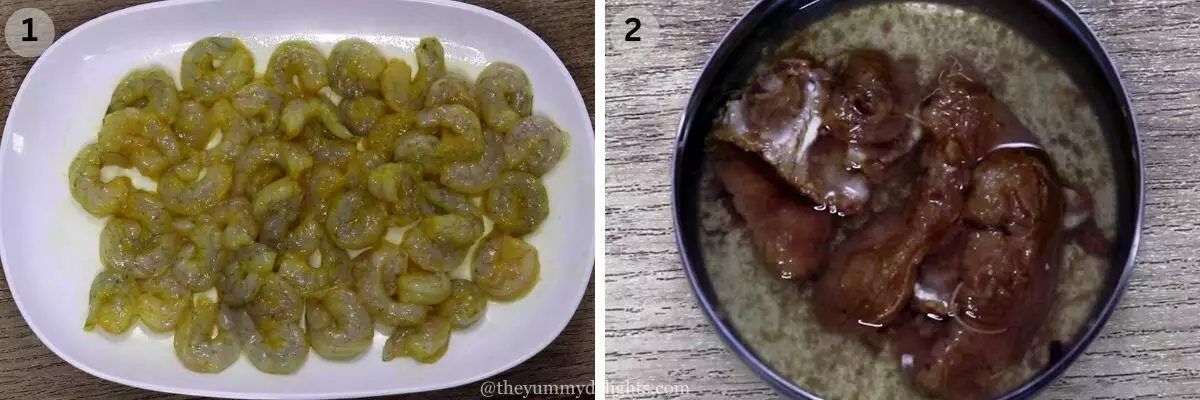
[[604, 0, 1200, 398], [0, 1, 594, 398]]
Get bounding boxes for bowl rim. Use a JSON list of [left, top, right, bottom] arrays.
[[0, 0, 595, 398], [670, 0, 1144, 399]]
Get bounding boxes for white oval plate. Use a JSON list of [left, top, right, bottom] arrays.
[[0, 0, 594, 398]]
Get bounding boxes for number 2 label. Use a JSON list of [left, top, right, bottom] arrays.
[[625, 18, 641, 42]]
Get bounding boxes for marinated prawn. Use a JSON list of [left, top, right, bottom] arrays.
[[356, 242, 429, 326], [173, 100, 215, 149], [277, 250, 336, 297], [85, 270, 137, 334], [504, 115, 568, 176], [100, 218, 181, 279], [108, 68, 180, 122], [96, 107, 183, 179], [217, 243, 277, 306], [414, 37, 447, 98], [484, 171, 549, 235], [397, 269, 452, 305], [340, 95, 387, 137], [281, 97, 354, 140], [436, 279, 487, 328], [329, 39, 386, 99], [425, 74, 479, 112], [235, 136, 314, 196], [402, 225, 471, 273], [394, 132, 443, 175], [173, 220, 226, 291], [69, 143, 132, 216], [381, 59, 421, 112], [475, 62, 532, 133], [403, 182, 481, 271], [203, 99, 257, 164], [247, 274, 303, 324], [136, 274, 191, 332], [441, 128, 504, 194], [210, 197, 258, 250], [235, 309, 308, 374], [473, 233, 540, 301], [232, 81, 283, 133], [159, 158, 233, 215], [181, 37, 255, 103], [325, 190, 388, 250], [174, 297, 240, 373], [265, 41, 329, 99], [383, 315, 451, 363], [367, 162, 424, 226], [418, 104, 485, 161], [306, 288, 374, 360]]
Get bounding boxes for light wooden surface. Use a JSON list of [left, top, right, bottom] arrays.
[[0, 0, 594, 398], [605, 0, 1200, 398]]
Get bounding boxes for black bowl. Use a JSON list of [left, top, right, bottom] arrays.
[[671, 0, 1143, 398]]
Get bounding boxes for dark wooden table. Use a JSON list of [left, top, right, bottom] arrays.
[[605, 0, 1200, 398], [0, 1, 594, 398]]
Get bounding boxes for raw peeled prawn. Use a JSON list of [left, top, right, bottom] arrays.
[[417, 104, 485, 161], [203, 99, 257, 165], [100, 217, 181, 279], [246, 274, 303, 324], [173, 220, 226, 291], [401, 226, 470, 273], [425, 74, 478, 112], [472, 232, 539, 301], [325, 190, 388, 250], [380, 59, 420, 112], [277, 251, 336, 297], [159, 158, 233, 216], [414, 37, 446, 99], [235, 136, 314, 197], [69, 143, 132, 217], [483, 171, 548, 235], [84, 270, 137, 334], [503, 115, 568, 176], [435, 279, 487, 328], [328, 39, 385, 99], [234, 308, 308, 374], [396, 269, 452, 306], [306, 288, 373, 360], [281, 97, 354, 140], [181, 37, 255, 103], [108, 68, 180, 122], [135, 274, 191, 332], [339, 95, 387, 137], [355, 242, 428, 326], [393, 132, 443, 176], [173, 297, 240, 373], [382, 315, 450, 363], [232, 81, 283, 133], [96, 107, 184, 179], [440, 128, 504, 194], [474, 62, 532, 133], [217, 243, 277, 306], [265, 41, 329, 99], [367, 162, 424, 226]]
